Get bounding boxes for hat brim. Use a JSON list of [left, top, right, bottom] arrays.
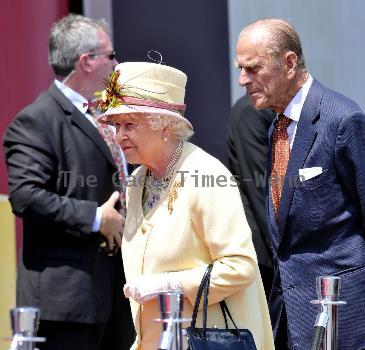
[[97, 105, 193, 130]]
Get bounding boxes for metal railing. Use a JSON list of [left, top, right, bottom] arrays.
[[7, 307, 45, 350], [155, 292, 190, 350], [310, 276, 346, 350]]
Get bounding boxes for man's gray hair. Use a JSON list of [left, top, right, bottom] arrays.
[[240, 18, 306, 70], [48, 14, 109, 77]]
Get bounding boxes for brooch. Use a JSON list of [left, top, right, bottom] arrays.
[[167, 180, 182, 214]]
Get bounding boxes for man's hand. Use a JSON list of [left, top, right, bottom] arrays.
[[99, 191, 124, 250]]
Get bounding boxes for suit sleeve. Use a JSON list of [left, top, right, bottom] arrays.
[[335, 111, 365, 231], [3, 111, 97, 233], [226, 111, 240, 184], [177, 163, 258, 307], [226, 101, 259, 236]]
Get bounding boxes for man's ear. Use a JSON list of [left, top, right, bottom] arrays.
[[78, 53, 93, 73], [285, 51, 297, 80]]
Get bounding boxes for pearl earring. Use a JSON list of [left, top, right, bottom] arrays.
[[163, 137, 168, 142]]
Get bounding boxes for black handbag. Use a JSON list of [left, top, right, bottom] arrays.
[[186, 264, 257, 350]]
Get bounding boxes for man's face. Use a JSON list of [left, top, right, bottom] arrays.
[[90, 30, 118, 91], [236, 32, 289, 112]]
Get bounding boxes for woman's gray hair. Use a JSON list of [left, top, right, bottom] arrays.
[[146, 114, 194, 141], [48, 14, 109, 77]]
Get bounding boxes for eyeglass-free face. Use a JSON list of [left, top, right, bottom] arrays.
[[114, 117, 165, 167]]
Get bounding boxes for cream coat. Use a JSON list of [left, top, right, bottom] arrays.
[[122, 142, 274, 350]]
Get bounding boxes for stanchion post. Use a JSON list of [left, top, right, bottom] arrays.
[[310, 276, 346, 350], [8, 307, 45, 350], [155, 291, 190, 350]]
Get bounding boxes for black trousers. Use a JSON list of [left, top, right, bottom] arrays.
[[37, 321, 105, 350]]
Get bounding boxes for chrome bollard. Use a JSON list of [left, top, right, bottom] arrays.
[[155, 292, 190, 350], [9, 307, 46, 350], [310, 276, 346, 350]]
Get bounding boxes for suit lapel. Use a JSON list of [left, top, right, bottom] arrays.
[[277, 80, 323, 238], [48, 83, 117, 169], [268, 118, 276, 143], [70, 110, 117, 169]]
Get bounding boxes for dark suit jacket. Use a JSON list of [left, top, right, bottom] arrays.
[[267, 79, 365, 349], [227, 94, 276, 268], [3, 83, 131, 328]]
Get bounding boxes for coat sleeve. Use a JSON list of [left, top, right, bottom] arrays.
[[177, 161, 258, 307], [335, 111, 365, 231], [226, 100, 262, 243], [3, 110, 97, 233]]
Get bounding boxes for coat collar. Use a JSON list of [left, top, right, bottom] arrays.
[[48, 82, 117, 169]]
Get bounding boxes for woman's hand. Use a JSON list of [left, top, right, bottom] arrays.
[[123, 272, 183, 304]]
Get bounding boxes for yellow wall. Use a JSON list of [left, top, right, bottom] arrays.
[[0, 195, 16, 349]]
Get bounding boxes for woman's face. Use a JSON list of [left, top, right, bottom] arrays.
[[114, 114, 164, 165]]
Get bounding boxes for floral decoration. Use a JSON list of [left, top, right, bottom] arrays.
[[94, 70, 124, 112]]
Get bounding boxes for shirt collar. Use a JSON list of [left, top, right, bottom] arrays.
[[54, 79, 89, 114], [283, 74, 313, 122]]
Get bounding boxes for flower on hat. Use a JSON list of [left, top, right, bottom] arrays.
[[94, 68, 165, 113], [94, 70, 124, 112]]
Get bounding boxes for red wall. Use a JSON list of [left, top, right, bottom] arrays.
[[0, 0, 69, 255], [0, 0, 69, 194]]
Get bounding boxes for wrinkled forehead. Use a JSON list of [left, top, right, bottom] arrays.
[[236, 47, 270, 68], [236, 35, 275, 67]]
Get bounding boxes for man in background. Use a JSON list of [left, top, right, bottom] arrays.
[[3, 14, 134, 350], [226, 94, 275, 298], [236, 18, 365, 349]]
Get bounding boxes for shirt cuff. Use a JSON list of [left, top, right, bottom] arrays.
[[92, 207, 103, 232]]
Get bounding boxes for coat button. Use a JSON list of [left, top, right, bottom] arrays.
[[141, 225, 146, 234]]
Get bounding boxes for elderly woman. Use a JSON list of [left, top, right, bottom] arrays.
[[98, 62, 274, 350]]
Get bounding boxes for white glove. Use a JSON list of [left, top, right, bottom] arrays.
[[123, 272, 183, 304]]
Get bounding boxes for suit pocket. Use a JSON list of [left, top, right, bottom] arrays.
[[332, 263, 365, 278], [291, 182, 322, 231], [313, 171, 343, 222], [296, 169, 342, 224], [299, 169, 329, 189]]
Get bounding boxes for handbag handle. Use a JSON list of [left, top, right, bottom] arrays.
[[190, 264, 213, 329], [201, 264, 211, 337], [190, 264, 241, 338], [219, 300, 240, 331]]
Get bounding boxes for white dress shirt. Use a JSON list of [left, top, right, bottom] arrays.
[[282, 75, 313, 149]]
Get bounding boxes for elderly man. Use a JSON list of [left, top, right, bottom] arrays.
[[3, 14, 133, 350], [236, 18, 365, 349]]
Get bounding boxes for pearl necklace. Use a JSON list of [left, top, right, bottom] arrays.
[[165, 142, 183, 175]]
